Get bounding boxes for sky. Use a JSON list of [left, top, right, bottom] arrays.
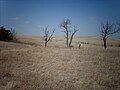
[[0, 0, 120, 37]]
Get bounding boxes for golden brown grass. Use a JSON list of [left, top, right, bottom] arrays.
[[0, 36, 120, 90]]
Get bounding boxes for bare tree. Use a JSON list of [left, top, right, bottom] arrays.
[[43, 27, 55, 47], [100, 21, 120, 49], [60, 19, 79, 48], [60, 19, 71, 47]]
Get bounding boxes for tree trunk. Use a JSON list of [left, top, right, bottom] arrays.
[[45, 42, 47, 47], [103, 38, 107, 49], [69, 34, 73, 47], [45, 38, 47, 47], [69, 31, 76, 47], [66, 29, 69, 48]]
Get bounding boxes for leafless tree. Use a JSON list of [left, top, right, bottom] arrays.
[[60, 19, 79, 48], [100, 21, 120, 49], [43, 27, 55, 47], [60, 19, 71, 47]]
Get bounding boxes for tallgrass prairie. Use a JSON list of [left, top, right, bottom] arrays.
[[0, 36, 120, 90]]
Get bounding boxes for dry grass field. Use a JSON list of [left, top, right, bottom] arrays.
[[0, 36, 120, 90]]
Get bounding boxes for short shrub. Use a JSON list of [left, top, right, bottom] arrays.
[[0, 26, 16, 41]]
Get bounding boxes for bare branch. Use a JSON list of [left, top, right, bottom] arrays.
[[61, 30, 67, 35], [47, 29, 55, 42], [60, 19, 71, 30]]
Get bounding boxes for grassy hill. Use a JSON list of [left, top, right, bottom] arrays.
[[0, 36, 120, 90]]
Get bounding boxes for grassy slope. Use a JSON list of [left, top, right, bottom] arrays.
[[0, 36, 120, 90]]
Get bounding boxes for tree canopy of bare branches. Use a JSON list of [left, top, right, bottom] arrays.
[[60, 19, 79, 47], [100, 21, 120, 49], [43, 27, 55, 47]]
